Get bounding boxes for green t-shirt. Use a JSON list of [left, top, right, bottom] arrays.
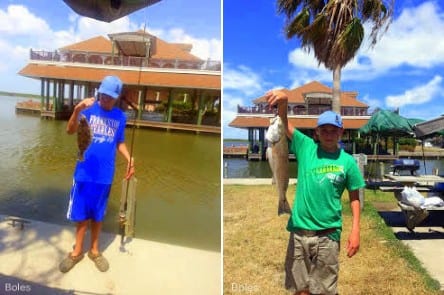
[[287, 130, 366, 240]]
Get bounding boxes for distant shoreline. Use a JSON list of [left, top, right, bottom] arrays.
[[0, 91, 40, 99], [223, 138, 248, 143]]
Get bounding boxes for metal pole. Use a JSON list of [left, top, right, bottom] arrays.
[[354, 153, 367, 211]]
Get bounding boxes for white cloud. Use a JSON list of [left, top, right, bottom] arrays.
[[369, 2, 444, 69], [160, 28, 221, 60], [222, 108, 238, 130], [287, 50, 332, 87], [40, 14, 138, 50], [287, 1, 444, 82], [360, 94, 382, 113], [223, 92, 244, 110], [0, 4, 136, 93], [288, 49, 322, 70], [289, 69, 331, 89], [386, 75, 443, 108], [190, 37, 221, 60], [0, 5, 50, 36], [222, 92, 245, 130], [223, 64, 263, 96], [76, 15, 137, 38], [223, 64, 265, 138], [222, 92, 248, 139]]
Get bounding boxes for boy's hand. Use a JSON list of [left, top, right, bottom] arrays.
[[346, 230, 360, 258], [264, 90, 288, 108], [75, 97, 95, 112], [125, 164, 135, 180]]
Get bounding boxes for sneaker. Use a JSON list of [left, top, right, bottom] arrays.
[[59, 252, 84, 273], [88, 251, 109, 272]]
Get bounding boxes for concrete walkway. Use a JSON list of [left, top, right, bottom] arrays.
[[392, 226, 444, 290], [0, 214, 220, 295], [373, 204, 444, 290]]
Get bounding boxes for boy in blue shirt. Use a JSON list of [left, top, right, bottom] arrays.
[[60, 76, 135, 273]]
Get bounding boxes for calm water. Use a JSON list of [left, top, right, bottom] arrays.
[[223, 142, 444, 179], [0, 95, 221, 252], [224, 158, 298, 178]]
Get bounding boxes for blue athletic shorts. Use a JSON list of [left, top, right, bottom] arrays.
[[67, 180, 112, 222]]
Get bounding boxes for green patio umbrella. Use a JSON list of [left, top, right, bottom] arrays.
[[359, 109, 413, 136], [359, 109, 415, 161]]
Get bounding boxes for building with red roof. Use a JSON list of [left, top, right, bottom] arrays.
[[228, 81, 371, 158], [19, 30, 221, 133]]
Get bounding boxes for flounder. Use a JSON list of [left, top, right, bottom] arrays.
[[77, 115, 92, 161]]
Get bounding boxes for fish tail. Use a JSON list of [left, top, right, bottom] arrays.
[[278, 198, 292, 216], [271, 175, 276, 185]]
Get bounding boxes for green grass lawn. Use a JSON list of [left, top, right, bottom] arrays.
[[223, 185, 441, 295]]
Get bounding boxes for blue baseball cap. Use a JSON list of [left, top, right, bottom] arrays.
[[317, 111, 343, 128], [98, 75, 122, 99]]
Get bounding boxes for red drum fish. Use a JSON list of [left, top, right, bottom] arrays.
[[266, 115, 291, 215]]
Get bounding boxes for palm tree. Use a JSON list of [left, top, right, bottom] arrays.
[[277, 0, 394, 113]]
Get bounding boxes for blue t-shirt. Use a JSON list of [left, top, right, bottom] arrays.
[[74, 102, 126, 184]]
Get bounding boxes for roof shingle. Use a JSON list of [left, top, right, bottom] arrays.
[[59, 31, 201, 61], [59, 36, 112, 54]]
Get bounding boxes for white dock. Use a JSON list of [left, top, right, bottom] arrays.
[[0, 214, 221, 295]]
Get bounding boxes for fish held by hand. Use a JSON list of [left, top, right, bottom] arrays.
[[266, 115, 291, 215], [77, 115, 92, 161]]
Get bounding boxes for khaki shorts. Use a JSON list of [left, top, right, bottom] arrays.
[[285, 231, 339, 295]]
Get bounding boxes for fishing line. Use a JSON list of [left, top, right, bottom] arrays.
[[421, 140, 427, 175], [119, 11, 149, 245], [125, 17, 148, 168]]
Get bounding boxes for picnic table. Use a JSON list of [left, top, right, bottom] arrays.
[[382, 174, 444, 231]]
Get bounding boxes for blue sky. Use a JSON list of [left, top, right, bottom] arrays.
[[223, 0, 444, 139], [0, 0, 221, 94]]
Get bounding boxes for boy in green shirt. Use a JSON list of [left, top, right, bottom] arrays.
[[266, 90, 365, 295]]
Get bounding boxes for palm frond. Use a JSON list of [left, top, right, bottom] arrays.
[[276, 0, 393, 72], [307, 0, 326, 15], [325, 18, 364, 69], [359, 0, 394, 47], [326, 0, 355, 41], [286, 8, 310, 39], [362, 0, 377, 20], [339, 18, 364, 52], [310, 13, 330, 65], [277, 0, 304, 18]]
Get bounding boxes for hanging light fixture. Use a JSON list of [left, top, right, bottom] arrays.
[[62, 0, 161, 22]]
